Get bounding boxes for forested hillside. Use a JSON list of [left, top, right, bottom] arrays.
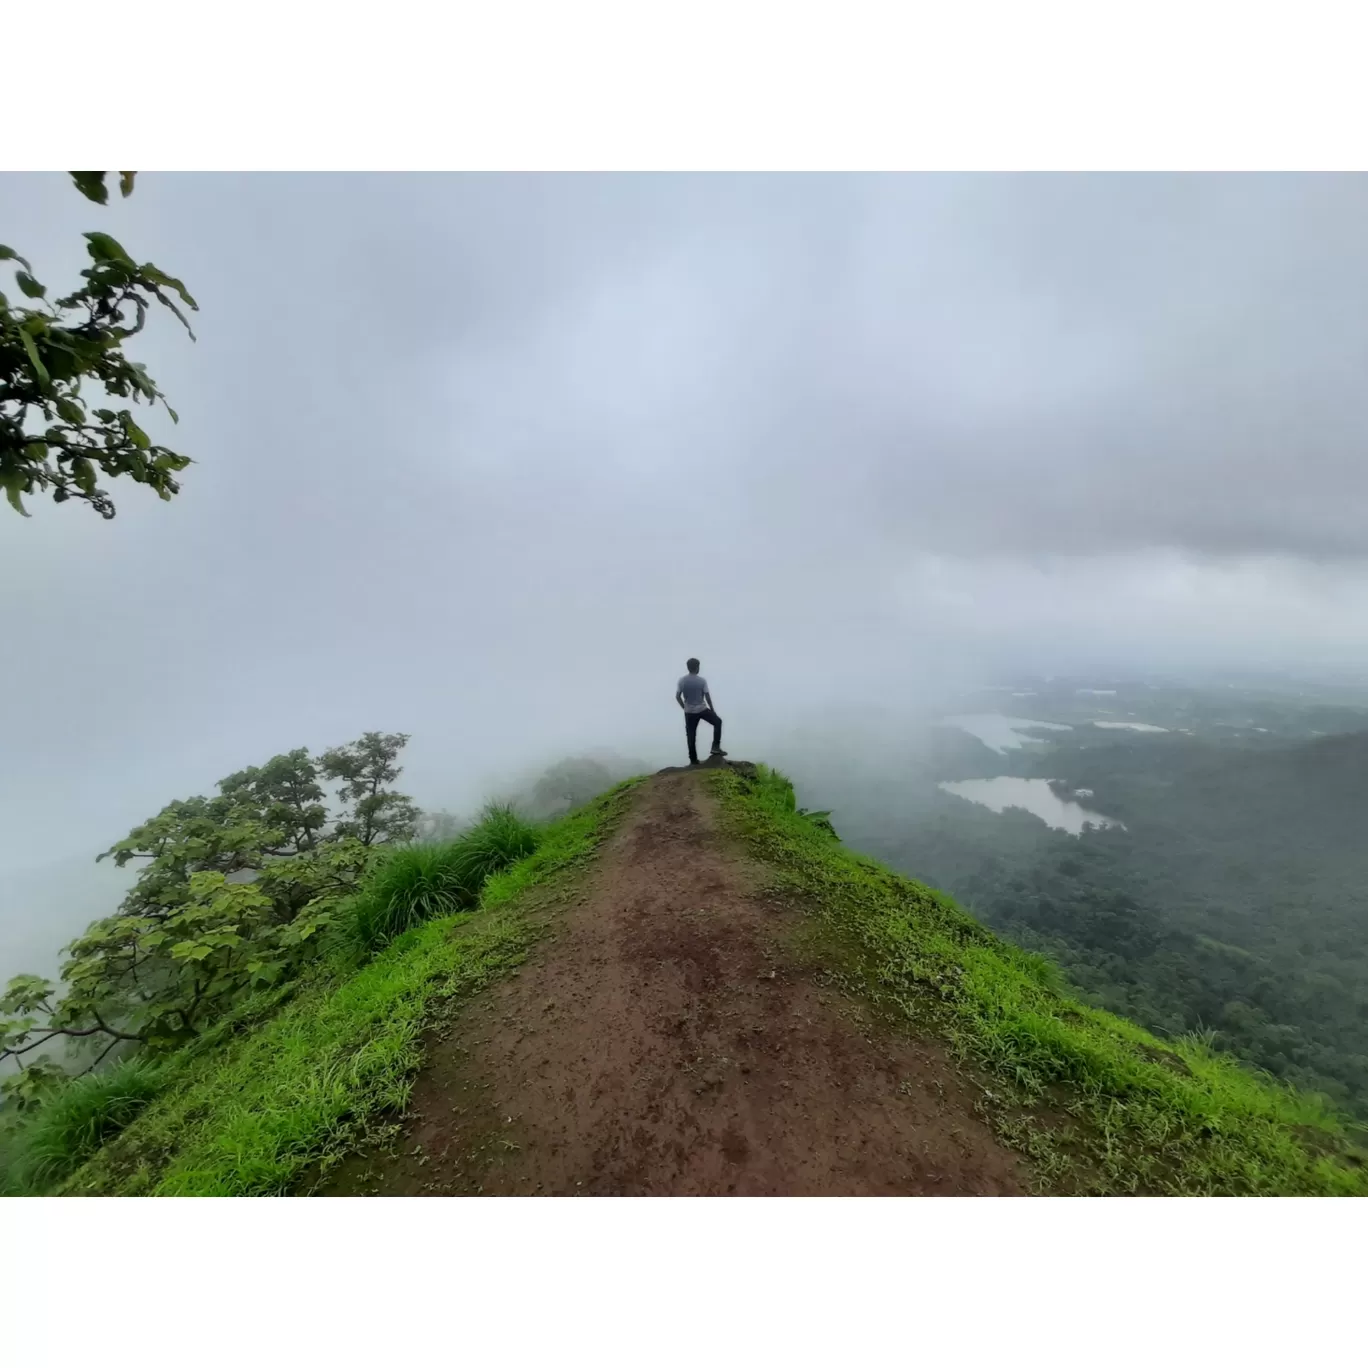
[[780, 719, 1368, 1116]]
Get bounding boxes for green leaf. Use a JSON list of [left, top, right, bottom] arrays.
[[128, 362, 159, 398], [25, 442, 47, 462], [14, 271, 45, 299], [73, 458, 97, 496], [152, 289, 197, 340], [55, 396, 85, 425], [2, 472, 31, 518], [18, 328, 49, 387], [120, 171, 137, 198], [143, 266, 199, 311], [0, 973, 52, 1014], [121, 412, 151, 449], [70, 172, 109, 205], [0, 244, 34, 273], [84, 232, 134, 266]]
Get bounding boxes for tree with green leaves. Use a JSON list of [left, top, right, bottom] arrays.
[[415, 809, 465, 842], [524, 754, 644, 819], [1, 170, 197, 520], [0, 733, 418, 1090], [529, 757, 616, 818], [217, 748, 330, 856], [320, 732, 421, 847]]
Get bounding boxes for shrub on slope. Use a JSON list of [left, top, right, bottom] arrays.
[[3, 1059, 163, 1195], [335, 803, 541, 958]]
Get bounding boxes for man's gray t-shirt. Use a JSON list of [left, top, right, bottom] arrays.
[[677, 674, 710, 714]]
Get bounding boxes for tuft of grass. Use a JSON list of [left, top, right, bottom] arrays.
[[57, 780, 639, 1197], [443, 802, 541, 901], [336, 803, 542, 959], [4, 1059, 164, 1195], [712, 763, 1368, 1196]]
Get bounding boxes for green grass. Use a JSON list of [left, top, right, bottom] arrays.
[[29, 758, 1359, 1197], [712, 763, 1368, 1196], [335, 803, 542, 958], [1, 1058, 164, 1195], [51, 782, 638, 1197]]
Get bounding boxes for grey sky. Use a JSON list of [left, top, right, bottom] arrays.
[[4, 172, 1368, 897]]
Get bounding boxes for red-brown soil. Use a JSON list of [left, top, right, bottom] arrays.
[[324, 770, 1025, 1196]]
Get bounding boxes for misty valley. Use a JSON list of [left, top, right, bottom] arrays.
[[773, 675, 1368, 1120]]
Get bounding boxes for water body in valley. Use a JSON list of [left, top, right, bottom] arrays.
[[943, 714, 1073, 754], [938, 776, 1124, 835]]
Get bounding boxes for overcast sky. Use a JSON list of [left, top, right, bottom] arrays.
[[5, 172, 1368, 882]]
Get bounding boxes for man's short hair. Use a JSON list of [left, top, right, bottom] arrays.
[[686, 657, 700, 673]]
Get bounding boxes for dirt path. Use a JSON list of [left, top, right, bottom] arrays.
[[328, 771, 1025, 1196]]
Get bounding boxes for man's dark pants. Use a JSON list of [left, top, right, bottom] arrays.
[[685, 708, 723, 764]]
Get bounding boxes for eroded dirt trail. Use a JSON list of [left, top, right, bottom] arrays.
[[333, 772, 1024, 1196]]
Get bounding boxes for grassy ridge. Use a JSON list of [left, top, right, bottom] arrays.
[[51, 783, 637, 1196], [22, 758, 1362, 1197], [713, 763, 1368, 1195]]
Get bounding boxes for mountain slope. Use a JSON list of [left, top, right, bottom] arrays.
[[323, 765, 1022, 1195], [326, 763, 1365, 1197], [57, 762, 1368, 1196]]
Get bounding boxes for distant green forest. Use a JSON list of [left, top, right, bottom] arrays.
[[778, 697, 1368, 1119]]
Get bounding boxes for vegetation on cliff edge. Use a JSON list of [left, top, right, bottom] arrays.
[[713, 763, 1367, 1196]]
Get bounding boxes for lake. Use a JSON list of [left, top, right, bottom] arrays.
[[939, 777, 1124, 835], [944, 714, 1074, 754]]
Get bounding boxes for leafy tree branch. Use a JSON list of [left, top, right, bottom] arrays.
[[2, 171, 197, 520]]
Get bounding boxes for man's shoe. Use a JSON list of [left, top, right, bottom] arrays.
[[710, 748, 728, 758]]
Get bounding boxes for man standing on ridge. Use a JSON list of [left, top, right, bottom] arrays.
[[676, 658, 726, 766]]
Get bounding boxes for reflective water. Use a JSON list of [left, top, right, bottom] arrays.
[[945, 714, 1073, 754], [938, 776, 1123, 835]]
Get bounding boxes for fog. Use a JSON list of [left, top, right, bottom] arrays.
[[5, 172, 1368, 983]]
